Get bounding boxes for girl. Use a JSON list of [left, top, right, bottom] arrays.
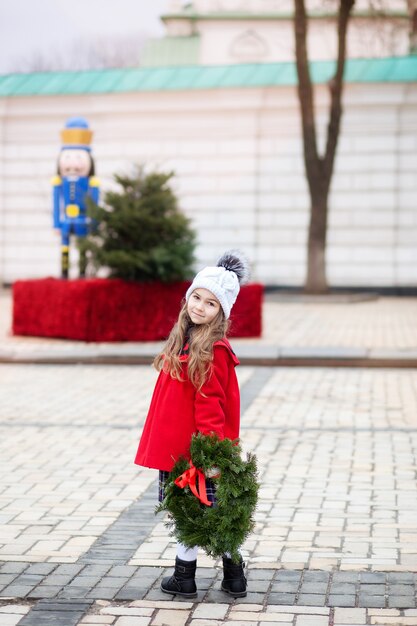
[[134, 251, 249, 599]]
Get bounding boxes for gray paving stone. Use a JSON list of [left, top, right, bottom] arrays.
[[303, 572, 330, 583], [388, 596, 416, 608], [275, 570, 302, 581], [297, 594, 326, 606], [245, 579, 270, 592], [66, 576, 102, 588], [268, 592, 297, 604], [203, 589, 235, 603], [80, 482, 158, 566], [360, 583, 386, 595], [389, 584, 416, 595], [328, 594, 356, 607], [234, 592, 266, 603], [196, 567, 214, 577], [330, 583, 357, 595], [57, 587, 89, 599], [25, 564, 57, 576], [387, 573, 416, 583], [360, 572, 386, 583], [271, 581, 299, 593], [77, 557, 120, 566], [175, 594, 199, 603], [81, 564, 111, 576], [130, 574, 162, 588], [54, 565, 84, 577], [130, 579, 163, 590], [97, 576, 128, 588], [0, 574, 18, 585], [14, 575, 44, 586], [19, 600, 92, 626], [85, 549, 132, 561], [35, 601, 92, 611], [240, 367, 275, 413], [197, 577, 215, 591], [108, 565, 137, 577], [84, 587, 118, 599], [0, 563, 29, 574], [332, 572, 359, 583], [42, 575, 74, 586], [115, 586, 148, 600], [300, 582, 328, 594], [27, 586, 62, 599], [247, 569, 273, 580], [19, 611, 78, 625], [0, 584, 35, 597], [358, 594, 386, 608]]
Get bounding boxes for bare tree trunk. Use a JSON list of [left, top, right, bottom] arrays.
[[307, 189, 328, 293], [294, 0, 355, 294], [407, 0, 417, 52]]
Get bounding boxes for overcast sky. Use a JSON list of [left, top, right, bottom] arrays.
[[0, 0, 170, 74]]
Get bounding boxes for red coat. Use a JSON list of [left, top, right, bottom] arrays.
[[134, 338, 240, 472]]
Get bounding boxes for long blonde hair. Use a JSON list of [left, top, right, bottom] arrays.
[[154, 300, 230, 391]]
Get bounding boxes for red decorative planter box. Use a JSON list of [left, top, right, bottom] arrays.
[[13, 278, 263, 341]]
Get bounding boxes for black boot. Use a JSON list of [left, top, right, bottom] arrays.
[[221, 556, 247, 597], [161, 557, 197, 598]]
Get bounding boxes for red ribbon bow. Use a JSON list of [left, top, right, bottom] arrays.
[[174, 462, 212, 507]]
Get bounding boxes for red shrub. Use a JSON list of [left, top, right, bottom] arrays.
[[13, 279, 263, 341]]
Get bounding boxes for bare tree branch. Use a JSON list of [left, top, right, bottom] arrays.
[[12, 33, 149, 73]]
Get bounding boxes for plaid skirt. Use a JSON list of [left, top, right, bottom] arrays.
[[158, 470, 217, 505]]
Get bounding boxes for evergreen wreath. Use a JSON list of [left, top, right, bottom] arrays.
[[157, 433, 259, 563]]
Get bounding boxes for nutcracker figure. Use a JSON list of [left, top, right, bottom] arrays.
[[52, 117, 100, 278]]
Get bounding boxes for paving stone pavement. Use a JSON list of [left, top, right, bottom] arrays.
[[1, 363, 417, 625]]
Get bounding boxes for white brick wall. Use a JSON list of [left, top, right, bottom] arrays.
[[0, 81, 416, 287]]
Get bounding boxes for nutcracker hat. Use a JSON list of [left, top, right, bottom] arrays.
[[60, 117, 93, 151], [186, 250, 250, 319]]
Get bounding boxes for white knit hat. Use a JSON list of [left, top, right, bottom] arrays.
[[186, 251, 249, 319]]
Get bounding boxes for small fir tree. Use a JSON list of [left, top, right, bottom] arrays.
[[79, 168, 196, 282]]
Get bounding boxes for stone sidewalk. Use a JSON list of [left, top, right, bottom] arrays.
[[1, 288, 417, 625], [1, 288, 417, 366], [1, 363, 417, 625]]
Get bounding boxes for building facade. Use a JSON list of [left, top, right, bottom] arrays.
[[144, 0, 411, 65], [0, 2, 416, 287]]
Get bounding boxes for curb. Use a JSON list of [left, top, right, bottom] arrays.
[[0, 354, 416, 368]]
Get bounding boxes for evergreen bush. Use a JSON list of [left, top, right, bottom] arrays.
[[79, 168, 196, 282]]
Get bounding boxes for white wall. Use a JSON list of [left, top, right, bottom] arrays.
[[0, 81, 416, 287], [164, 0, 410, 65], [195, 18, 409, 65]]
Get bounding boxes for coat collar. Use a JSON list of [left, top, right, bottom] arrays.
[[178, 337, 239, 365], [214, 337, 240, 365]]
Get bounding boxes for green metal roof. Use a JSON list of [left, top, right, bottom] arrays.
[[141, 36, 200, 67], [0, 56, 416, 97]]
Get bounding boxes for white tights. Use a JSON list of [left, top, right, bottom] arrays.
[[176, 542, 232, 562], [176, 542, 198, 561]]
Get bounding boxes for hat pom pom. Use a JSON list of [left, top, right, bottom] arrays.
[[217, 250, 250, 285]]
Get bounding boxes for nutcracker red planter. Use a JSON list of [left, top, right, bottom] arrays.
[[12, 278, 263, 342]]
